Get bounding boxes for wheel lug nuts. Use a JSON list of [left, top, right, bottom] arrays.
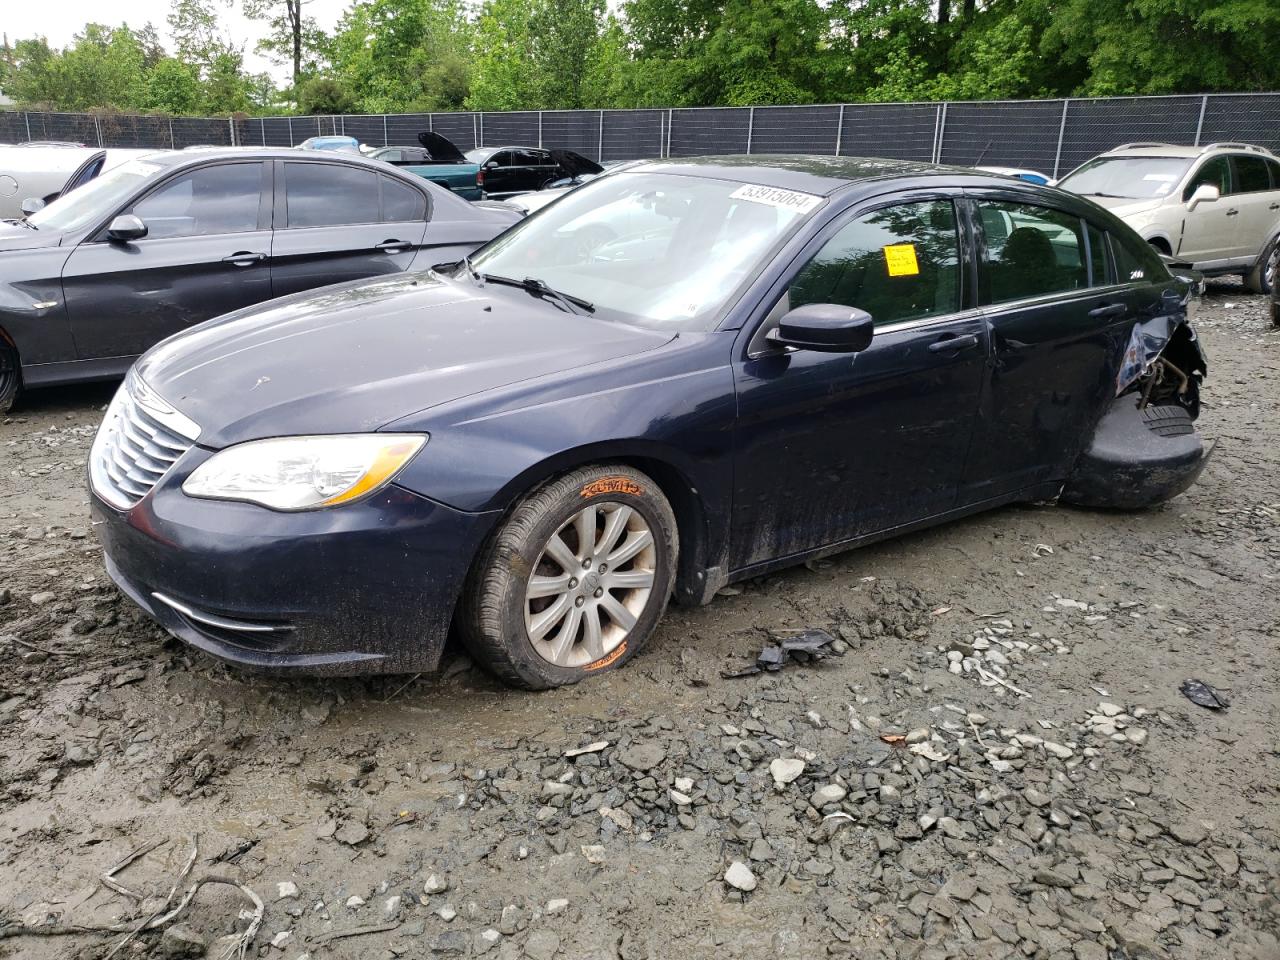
[[598, 564, 608, 573], [582, 558, 592, 569], [594, 588, 604, 598], [575, 596, 585, 607], [569, 578, 578, 588]]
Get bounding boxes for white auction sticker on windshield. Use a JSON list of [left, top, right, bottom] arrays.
[[730, 184, 823, 213]]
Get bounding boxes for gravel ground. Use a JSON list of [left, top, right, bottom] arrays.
[[1, 282, 1277, 960]]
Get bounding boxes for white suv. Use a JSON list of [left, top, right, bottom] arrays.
[[1057, 142, 1280, 293]]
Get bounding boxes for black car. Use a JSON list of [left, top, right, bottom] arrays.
[[464, 146, 603, 197], [90, 157, 1210, 690], [0, 149, 518, 411]]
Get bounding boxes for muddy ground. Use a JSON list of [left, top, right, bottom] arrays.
[[0, 282, 1277, 960]]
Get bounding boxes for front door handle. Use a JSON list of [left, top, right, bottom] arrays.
[[1088, 302, 1128, 319], [1224, 208, 1239, 217], [222, 251, 266, 267], [1269, 203, 1280, 211], [928, 333, 980, 354], [375, 239, 409, 253]]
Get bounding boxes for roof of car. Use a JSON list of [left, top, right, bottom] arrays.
[[1100, 142, 1276, 159], [139, 148, 400, 170], [623, 155, 1042, 196]]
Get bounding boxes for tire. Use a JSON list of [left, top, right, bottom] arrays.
[[458, 464, 678, 690], [1245, 237, 1278, 295], [0, 342, 19, 415]]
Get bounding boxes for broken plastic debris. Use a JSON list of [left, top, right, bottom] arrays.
[[1180, 678, 1229, 710], [565, 741, 609, 758], [721, 629, 839, 678]]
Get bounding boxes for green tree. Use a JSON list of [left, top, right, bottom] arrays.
[[243, 0, 328, 90], [296, 75, 357, 113], [141, 57, 205, 113]]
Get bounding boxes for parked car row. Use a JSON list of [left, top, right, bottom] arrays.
[[50, 153, 1212, 690], [0, 148, 519, 410]]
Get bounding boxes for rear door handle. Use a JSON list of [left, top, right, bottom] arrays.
[[1088, 303, 1128, 319], [375, 239, 409, 252], [1269, 203, 1280, 211], [1224, 209, 1239, 217], [928, 333, 980, 354], [222, 251, 266, 267]]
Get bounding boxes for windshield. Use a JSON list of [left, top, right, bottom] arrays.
[[1057, 156, 1193, 199], [468, 171, 821, 331], [26, 158, 165, 233], [465, 149, 490, 163]]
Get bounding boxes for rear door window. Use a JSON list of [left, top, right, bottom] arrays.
[[285, 162, 380, 228], [382, 176, 426, 222], [976, 201, 1090, 303], [1230, 155, 1272, 193], [789, 199, 962, 326], [130, 162, 263, 240]]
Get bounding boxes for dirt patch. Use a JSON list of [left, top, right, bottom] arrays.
[[1, 283, 1277, 959]]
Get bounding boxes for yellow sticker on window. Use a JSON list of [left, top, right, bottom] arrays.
[[883, 244, 920, 277]]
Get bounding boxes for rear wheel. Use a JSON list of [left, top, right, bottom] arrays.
[[0, 342, 19, 415], [459, 464, 677, 690], [1245, 237, 1278, 295]]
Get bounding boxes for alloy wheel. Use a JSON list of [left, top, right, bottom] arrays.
[[524, 501, 656, 667]]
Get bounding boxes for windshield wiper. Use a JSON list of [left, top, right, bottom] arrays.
[[480, 273, 594, 315]]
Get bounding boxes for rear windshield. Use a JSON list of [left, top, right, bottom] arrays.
[[1057, 157, 1193, 200]]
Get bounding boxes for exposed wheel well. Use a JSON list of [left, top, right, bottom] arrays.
[[1147, 237, 1172, 256], [482, 452, 713, 608]]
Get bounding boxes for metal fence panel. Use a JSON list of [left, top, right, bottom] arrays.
[[1, 94, 1278, 170], [22, 112, 100, 146], [669, 107, 750, 157], [750, 105, 840, 155], [479, 111, 540, 148], [1058, 96, 1202, 175], [1198, 94, 1280, 154], [839, 103, 937, 161], [938, 99, 1064, 173], [384, 113, 435, 146], [601, 109, 665, 160], [170, 116, 232, 148], [541, 110, 601, 159], [425, 112, 477, 150], [336, 114, 385, 146]]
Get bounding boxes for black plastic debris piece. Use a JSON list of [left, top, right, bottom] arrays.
[[1180, 678, 1230, 710], [722, 629, 839, 678]]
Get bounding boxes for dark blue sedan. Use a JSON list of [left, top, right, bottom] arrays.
[[89, 156, 1210, 689]]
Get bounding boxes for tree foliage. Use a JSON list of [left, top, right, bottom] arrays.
[[0, 0, 1277, 116]]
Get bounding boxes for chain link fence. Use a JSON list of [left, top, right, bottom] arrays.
[[2, 93, 1277, 178]]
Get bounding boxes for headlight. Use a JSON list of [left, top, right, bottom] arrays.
[[182, 434, 426, 511]]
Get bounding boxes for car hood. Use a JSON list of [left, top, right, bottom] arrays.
[[0, 223, 64, 251], [550, 149, 604, 178], [136, 272, 671, 448], [1082, 195, 1164, 219], [416, 131, 469, 163]]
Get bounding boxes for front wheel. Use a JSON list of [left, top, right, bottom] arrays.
[[1245, 238, 1278, 295], [459, 465, 678, 690], [0, 342, 19, 415]]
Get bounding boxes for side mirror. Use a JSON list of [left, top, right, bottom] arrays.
[[769, 303, 874, 353], [20, 197, 46, 216], [1187, 184, 1219, 211], [106, 214, 148, 242], [484, 161, 500, 169]]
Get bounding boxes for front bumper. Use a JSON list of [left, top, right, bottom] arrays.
[[92, 458, 499, 675]]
